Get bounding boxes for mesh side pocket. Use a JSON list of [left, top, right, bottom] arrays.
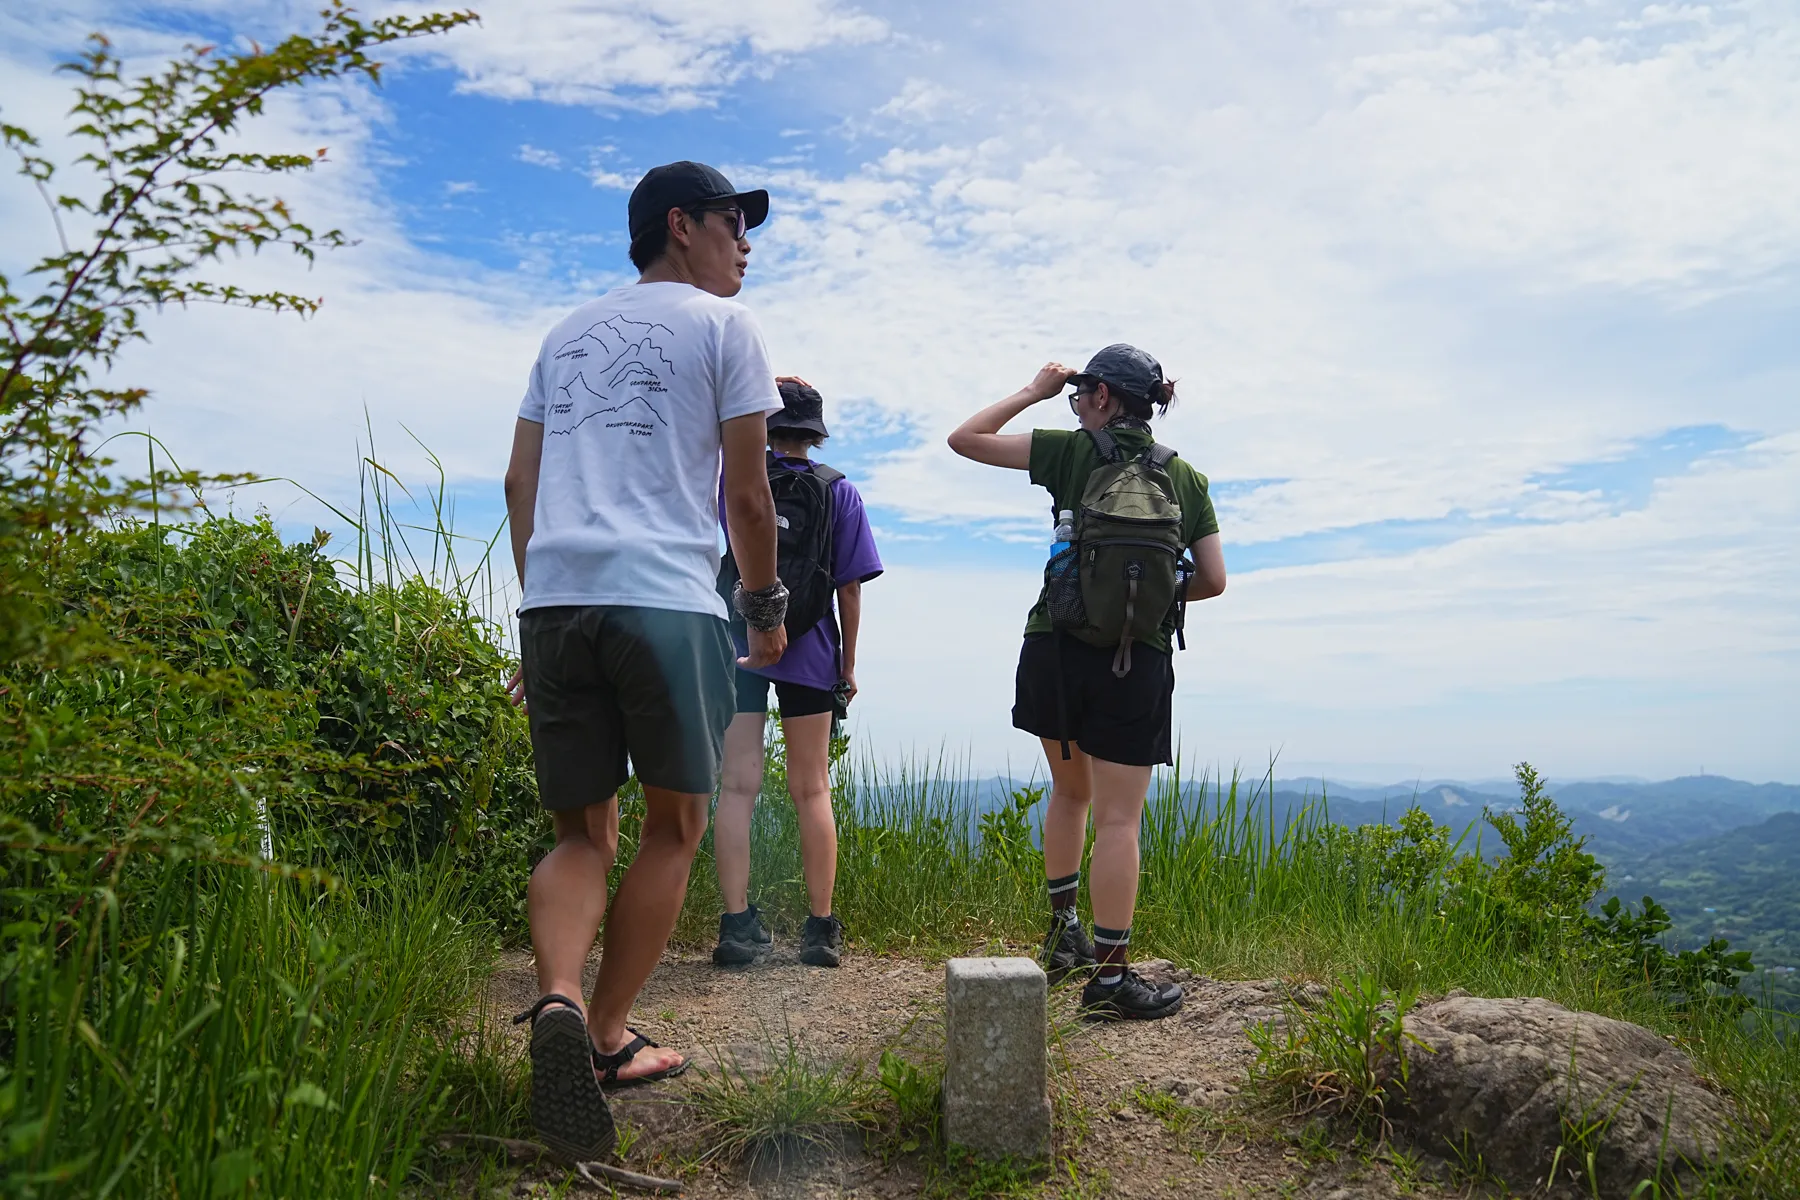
[[1044, 545, 1085, 629]]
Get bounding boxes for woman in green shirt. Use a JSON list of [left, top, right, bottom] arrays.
[[948, 345, 1227, 1020]]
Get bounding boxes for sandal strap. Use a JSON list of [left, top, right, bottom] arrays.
[[511, 992, 584, 1027], [591, 1028, 659, 1082]]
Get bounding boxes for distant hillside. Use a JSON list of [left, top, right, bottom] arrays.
[[1556, 776, 1800, 818], [1273, 775, 1800, 868], [1603, 811, 1800, 986]]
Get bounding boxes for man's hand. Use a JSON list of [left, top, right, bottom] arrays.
[[775, 374, 812, 388], [505, 666, 528, 714], [1025, 361, 1074, 401], [740, 624, 787, 670]]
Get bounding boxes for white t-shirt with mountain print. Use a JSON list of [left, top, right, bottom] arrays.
[[517, 281, 781, 617]]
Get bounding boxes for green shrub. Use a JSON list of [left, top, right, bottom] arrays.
[[1587, 895, 1756, 1015], [43, 514, 546, 927], [1447, 762, 1607, 948], [1322, 803, 1456, 898]]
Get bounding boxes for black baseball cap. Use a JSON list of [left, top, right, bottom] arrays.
[[770, 379, 828, 438], [1069, 343, 1165, 403], [627, 161, 769, 241]]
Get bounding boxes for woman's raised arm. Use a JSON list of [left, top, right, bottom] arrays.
[[946, 361, 1074, 470]]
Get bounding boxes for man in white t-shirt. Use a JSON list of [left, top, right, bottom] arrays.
[[502, 161, 789, 1162]]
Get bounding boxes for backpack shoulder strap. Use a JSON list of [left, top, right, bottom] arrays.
[[1084, 427, 1125, 464], [1145, 443, 1178, 469], [807, 461, 845, 485]]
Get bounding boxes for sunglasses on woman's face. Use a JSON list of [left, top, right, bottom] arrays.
[[692, 206, 748, 240], [1068, 387, 1097, 413]]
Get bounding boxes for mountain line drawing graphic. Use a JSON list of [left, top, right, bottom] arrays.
[[549, 371, 668, 434], [552, 316, 676, 379], [546, 316, 677, 436]]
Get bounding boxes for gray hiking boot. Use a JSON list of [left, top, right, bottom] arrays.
[[798, 913, 844, 967], [1041, 914, 1097, 984], [1081, 968, 1184, 1021], [712, 903, 773, 966]]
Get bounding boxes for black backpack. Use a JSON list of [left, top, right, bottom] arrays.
[[717, 452, 841, 639]]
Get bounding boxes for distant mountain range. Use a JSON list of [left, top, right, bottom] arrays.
[[1268, 775, 1800, 868]]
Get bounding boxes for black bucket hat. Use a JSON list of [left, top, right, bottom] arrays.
[[1069, 343, 1164, 404], [627, 160, 770, 240], [770, 380, 828, 438]]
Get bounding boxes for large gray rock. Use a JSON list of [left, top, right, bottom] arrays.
[[943, 957, 1050, 1160], [1390, 995, 1734, 1198]]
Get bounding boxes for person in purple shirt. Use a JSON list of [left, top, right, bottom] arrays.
[[712, 378, 882, 968]]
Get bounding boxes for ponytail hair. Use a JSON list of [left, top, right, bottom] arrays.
[[1115, 377, 1178, 421]]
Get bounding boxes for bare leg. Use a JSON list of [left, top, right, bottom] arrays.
[[782, 712, 837, 917], [1038, 739, 1093, 882], [713, 711, 767, 913], [1086, 757, 1154, 931], [587, 786, 708, 1080], [530, 798, 620, 1005]]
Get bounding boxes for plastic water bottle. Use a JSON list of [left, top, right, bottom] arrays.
[[1050, 510, 1075, 560]]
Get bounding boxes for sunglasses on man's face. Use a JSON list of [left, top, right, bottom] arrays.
[[691, 206, 748, 240]]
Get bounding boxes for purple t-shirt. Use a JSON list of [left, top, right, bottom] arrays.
[[720, 456, 883, 691]]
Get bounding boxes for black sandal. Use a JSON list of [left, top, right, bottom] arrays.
[[592, 1028, 690, 1089], [513, 994, 616, 1162]]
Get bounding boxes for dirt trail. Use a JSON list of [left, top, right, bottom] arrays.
[[478, 943, 1448, 1198]]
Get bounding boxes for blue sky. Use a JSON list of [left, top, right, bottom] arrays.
[[3, 0, 1797, 781]]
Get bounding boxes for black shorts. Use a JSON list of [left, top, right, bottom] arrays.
[[735, 669, 835, 719], [519, 605, 736, 809], [1011, 633, 1174, 766]]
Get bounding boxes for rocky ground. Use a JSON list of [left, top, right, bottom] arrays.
[[457, 940, 1466, 1199]]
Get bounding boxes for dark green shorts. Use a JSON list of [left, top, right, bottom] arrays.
[[519, 605, 735, 809]]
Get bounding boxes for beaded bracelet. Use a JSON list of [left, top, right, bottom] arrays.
[[732, 578, 789, 632]]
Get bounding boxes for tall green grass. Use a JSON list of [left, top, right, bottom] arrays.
[[2, 855, 496, 1197]]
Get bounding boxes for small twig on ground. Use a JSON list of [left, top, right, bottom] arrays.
[[574, 1161, 683, 1194], [437, 1133, 683, 1194]]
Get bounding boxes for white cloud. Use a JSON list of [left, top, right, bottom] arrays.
[[382, 0, 888, 112], [584, 144, 633, 190], [872, 77, 959, 121], [516, 143, 563, 168]]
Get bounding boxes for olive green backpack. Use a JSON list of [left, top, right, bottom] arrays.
[[1043, 428, 1192, 678]]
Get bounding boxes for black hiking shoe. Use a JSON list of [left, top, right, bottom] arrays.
[[513, 995, 616, 1162], [1081, 968, 1184, 1021], [1041, 915, 1097, 985], [712, 904, 773, 967], [798, 913, 844, 967]]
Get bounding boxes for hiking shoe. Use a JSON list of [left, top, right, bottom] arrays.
[[712, 904, 773, 967], [513, 995, 616, 1162], [798, 913, 844, 967], [1041, 916, 1097, 985], [1081, 969, 1184, 1021]]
